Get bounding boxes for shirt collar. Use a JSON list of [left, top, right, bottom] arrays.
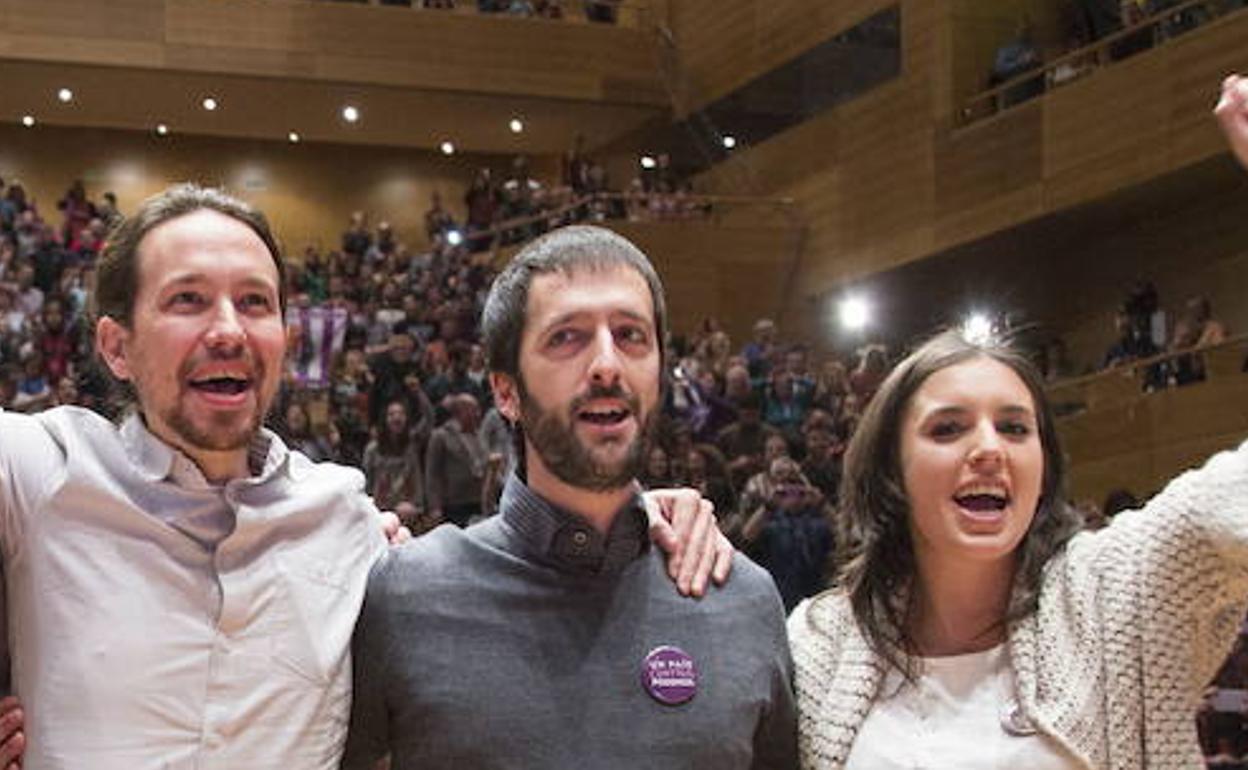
[[498, 472, 649, 576], [120, 412, 291, 488]]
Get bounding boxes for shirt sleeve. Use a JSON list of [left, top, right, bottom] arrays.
[[0, 408, 60, 558], [340, 554, 396, 770]]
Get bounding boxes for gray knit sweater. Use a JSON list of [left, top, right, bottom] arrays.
[[788, 439, 1248, 769]]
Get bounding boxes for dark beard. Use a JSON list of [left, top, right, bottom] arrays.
[[165, 402, 263, 453], [518, 379, 656, 492]]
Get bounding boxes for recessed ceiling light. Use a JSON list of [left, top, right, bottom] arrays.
[[57, 88, 74, 104], [640, 155, 656, 169], [509, 118, 524, 134], [288, 131, 301, 143], [21, 115, 35, 128], [440, 141, 455, 155], [722, 135, 737, 149], [202, 97, 218, 111], [342, 105, 360, 123], [156, 123, 169, 136]]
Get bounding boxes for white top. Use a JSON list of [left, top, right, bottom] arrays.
[[0, 406, 387, 770], [846, 645, 1081, 770]]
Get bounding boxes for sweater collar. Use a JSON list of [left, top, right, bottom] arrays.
[[498, 472, 649, 576]]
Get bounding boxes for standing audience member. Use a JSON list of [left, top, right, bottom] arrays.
[[363, 399, 427, 513], [425, 392, 488, 526]]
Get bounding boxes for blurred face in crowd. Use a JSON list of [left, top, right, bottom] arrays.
[[389, 333, 415, 363], [285, 403, 309, 437], [764, 433, 789, 464], [96, 210, 285, 479], [451, 394, 481, 433], [646, 447, 669, 480], [805, 428, 832, 462], [495, 265, 661, 493], [724, 364, 751, 401], [685, 449, 707, 482], [42, 300, 65, 333], [384, 401, 409, 437]]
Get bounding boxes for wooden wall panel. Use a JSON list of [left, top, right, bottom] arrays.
[[668, 0, 896, 111], [607, 220, 803, 343], [0, 0, 664, 104], [1060, 375, 1248, 502]]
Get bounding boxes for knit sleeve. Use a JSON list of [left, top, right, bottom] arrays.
[[1056, 438, 1248, 696]]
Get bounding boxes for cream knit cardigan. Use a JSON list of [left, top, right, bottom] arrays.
[[787, 439, 1248, 770]]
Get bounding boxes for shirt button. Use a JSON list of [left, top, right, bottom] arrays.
[[571, 530, 589, 548]]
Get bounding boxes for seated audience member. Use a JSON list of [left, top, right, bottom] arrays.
[[363, 399, 427, 513], [739, 456, 833, 612]]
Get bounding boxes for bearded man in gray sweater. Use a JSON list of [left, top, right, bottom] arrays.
[[342, 225, 796, 769]]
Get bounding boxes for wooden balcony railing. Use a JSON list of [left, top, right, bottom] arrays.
[[959, 0, 1246, 126]]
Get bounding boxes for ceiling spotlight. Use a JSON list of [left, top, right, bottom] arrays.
[[962, 312, 995, 345], [640, 155, 656, 169], [21, 115, 35, 128], [838, 296, 870, 332], [509, 118, 524, 134], [57, 88, 74, 103], [722, 135, 737, 149], [156, 123, 169, 136], [202, 97, 218, 111], [342, 105, 360, 123], [288, 131, 301, 143], [446, 230, 464, 247], [440, 141, 455, 155]]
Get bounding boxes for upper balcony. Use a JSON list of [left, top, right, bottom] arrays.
[[0, 0, 669, 153]]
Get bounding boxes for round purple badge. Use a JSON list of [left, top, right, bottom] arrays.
[[641, 645, 698, 705]]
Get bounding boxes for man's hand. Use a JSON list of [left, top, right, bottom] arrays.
[[378, 511, 412, 546], [0, 695, 25, 769], [643, 488, 734, 597], [1215, 74, 1248, 170]]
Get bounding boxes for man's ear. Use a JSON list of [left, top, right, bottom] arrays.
[[490, 372, 520, 422], [95, 316, 132, 381]]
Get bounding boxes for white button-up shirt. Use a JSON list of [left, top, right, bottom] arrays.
[[0, 406, 387, 769]]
